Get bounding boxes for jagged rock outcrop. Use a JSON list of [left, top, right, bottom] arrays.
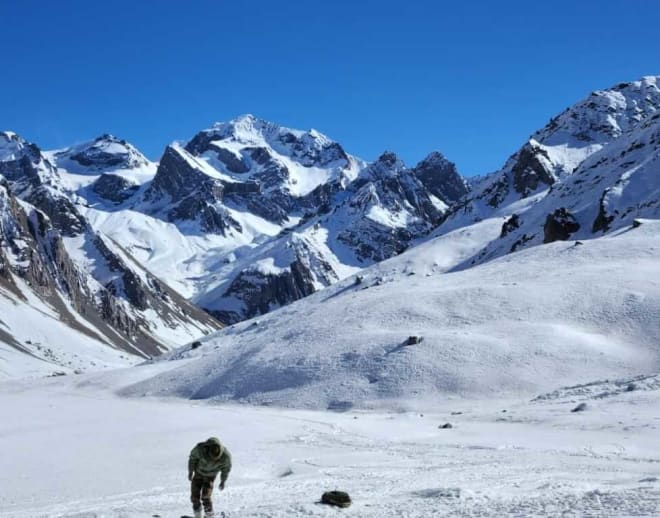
[[202, 233, 338, 324], [92, 174, 139, 203], [511, 142, 554, 196], [336, 152, 444, 262], [0, 133, 86, 236], [500, 213, 520, 237], [543, 208, 580, 243], [144, 145, 242, 235], [412, 152, 470, 203]]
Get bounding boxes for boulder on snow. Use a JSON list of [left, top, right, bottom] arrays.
[[406, 336, 423, 346], [500, 213, 520, 237], [543, 208, 580, 243], [439, 422, 453, 429], [321, 490, 352, 508], [571, 402, 588, 413]]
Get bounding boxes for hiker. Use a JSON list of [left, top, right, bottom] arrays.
[[188, 437, 232, 518]]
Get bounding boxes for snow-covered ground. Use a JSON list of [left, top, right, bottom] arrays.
[[1, 218, 659, 517], [1, 370, 660, 517]]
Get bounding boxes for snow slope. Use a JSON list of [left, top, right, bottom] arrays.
[[0, 277, 134, 379], [120, 219, 660, 410]]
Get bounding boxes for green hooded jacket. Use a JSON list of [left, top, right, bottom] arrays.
[[188, 437, 232, 482]]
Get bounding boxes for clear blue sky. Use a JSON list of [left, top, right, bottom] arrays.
[[1, 1, 658, 176]]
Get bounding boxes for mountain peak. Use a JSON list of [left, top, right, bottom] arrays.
[[0, 131, 40, 163], [52, 134, 149, 171], [375, 151, 401, 166], [412, 152, 468, 203], [416, 151, 451, 168]]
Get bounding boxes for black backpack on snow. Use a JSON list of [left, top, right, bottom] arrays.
[[321, 490, 352, 508]]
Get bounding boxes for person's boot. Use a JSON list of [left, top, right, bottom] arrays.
[[193, 509, 202, 518]]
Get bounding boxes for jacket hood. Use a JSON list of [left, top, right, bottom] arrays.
[[205, 437, 224, 459]]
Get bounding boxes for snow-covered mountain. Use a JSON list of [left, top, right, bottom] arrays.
[[0, 118, 467, 376], [2, 75, 659, 380], [55, 115, 468, 325], [435, 76, 660, 270], [196, 148, 465, 323], [0, 133, 220, 377], [114, 75, 660, 409], [444, 76, 660, 230]]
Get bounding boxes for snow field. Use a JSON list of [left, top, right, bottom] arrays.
[[1, 372, 659, 517]]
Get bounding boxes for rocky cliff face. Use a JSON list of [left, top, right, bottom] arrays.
[[143, 144, 243, 235], [334, 152, 445, 262], [411, 151, 470, 204]]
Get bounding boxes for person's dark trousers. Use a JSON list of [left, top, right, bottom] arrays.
[[191, 475, 215, 515]]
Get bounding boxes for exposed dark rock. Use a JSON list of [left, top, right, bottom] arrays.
[[67, 134, 148, 170], [223, 181, 260, 196], [592, 190, 614, 233], [92, 174, 139, 203], [500, 213, 520, 237], [571, 402, 588, 413], [412, 152, 469, 203], [0, 179, 220, 360], [406, 336, 422, 345], [147, 145, 221, 202], [440, 423, 453, 429], [169, 196, 242, 235], [212, 256, 320, 325], [510, 233, 535, 253], [246, 146, 272, 166], [512, 142, 554, 196], [0, 148, 86, 236], [146, 146, 243, 234], [28, 189, 87, 236], [485, 177, 510, 208], [335, 154, 444, 262], [208, 146, 249, 174], [543, 208, 580, 243]]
